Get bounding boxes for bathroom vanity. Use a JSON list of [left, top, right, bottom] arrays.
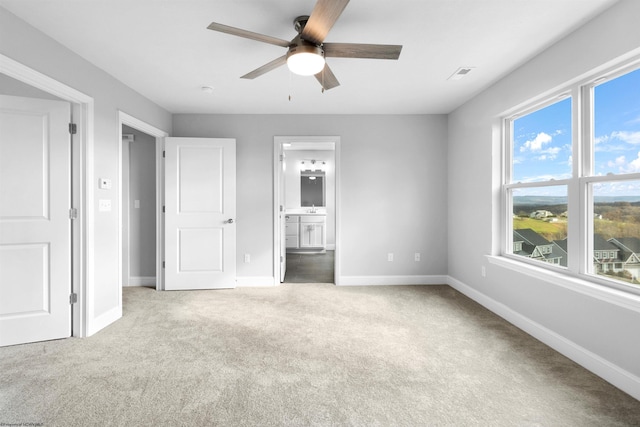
[[285, 213, 326, 253]]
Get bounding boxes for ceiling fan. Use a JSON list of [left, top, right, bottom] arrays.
[[207, 0, 402, 91]]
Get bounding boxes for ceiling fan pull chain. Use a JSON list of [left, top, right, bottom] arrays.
[[321, 67, 325, 93], [289, 70, 293, 101]]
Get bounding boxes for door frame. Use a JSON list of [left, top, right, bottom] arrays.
[[0, 53, 93, 337], [273, 136, 341, 285], [118, 112, 168, 292]]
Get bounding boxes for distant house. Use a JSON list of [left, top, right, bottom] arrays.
[[552, 239, 568, 267], [608, 237, 640, 280], [529, 210, 553, 219], [513, 229, 564, 266], [593, 234, 623, 274]]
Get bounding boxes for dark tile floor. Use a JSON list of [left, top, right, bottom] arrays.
[[284, 250, 335, 283]]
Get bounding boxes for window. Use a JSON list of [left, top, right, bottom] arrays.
[[504, 61, 640, 294]]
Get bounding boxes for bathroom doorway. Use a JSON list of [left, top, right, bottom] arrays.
[[273, 136, 340, 285]]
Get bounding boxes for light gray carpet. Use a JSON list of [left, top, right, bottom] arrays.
[[1, 284, 639, 426]]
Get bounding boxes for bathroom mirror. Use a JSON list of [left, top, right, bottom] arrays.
[[301, 171, 325, 207]]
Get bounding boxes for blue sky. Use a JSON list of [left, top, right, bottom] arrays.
[[513, 67, 640, 197]]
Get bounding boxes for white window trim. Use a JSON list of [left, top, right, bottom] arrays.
[[500, 54, 640, 300]]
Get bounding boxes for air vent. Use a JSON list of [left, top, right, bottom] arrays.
[[448, 67, 475, 81]]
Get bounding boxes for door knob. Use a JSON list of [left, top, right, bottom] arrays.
[[225, 219, 234, 224]]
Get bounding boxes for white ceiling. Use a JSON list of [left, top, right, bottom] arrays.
[[0, 0, 618, 115]]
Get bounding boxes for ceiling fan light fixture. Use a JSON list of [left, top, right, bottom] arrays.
[[286, 44, 325, 76]]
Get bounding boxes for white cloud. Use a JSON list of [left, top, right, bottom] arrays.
[[594, 135, 609, 145], [596, 131, 640, 147], [626, 115, 640, 125], [624, 151, 640, 173], [608, 155, 626, 168], [520, 172, 572, 183], [612, 131, 640, 145], [520, 132, 552, 152]]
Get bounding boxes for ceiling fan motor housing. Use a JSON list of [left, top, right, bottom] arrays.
[[287, 42, 324, 60]]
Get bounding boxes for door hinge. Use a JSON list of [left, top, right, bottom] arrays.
[[280, 256, 283, 262], [163, 150, 166, 158], [69, 123, 77, 135], [69, 208, 78, 220], [162, 205, 165, 213], [279, 205, 284, 212], [279, 154, 284, 161], [70, 293, 78, 304], [162, 261, 165, 268]]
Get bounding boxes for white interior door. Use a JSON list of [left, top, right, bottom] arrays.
[[164, 137, 236, 290], [279, 147, 286, 282], [0, 95, 71, 346]]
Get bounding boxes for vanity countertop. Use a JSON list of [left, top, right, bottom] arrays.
[[285, 210, 326, 216]]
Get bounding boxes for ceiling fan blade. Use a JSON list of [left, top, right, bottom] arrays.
[[207, 22, 290, 48], [241, 55, 287, 79], [323, 43, 402, 60], [301, 0, 350, 45], [315, 63, 340, 90]]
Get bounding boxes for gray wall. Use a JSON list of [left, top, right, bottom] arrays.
[[448, 0, 640, 380], [172, 114, 449, 280], [0, 7, 172, 324], [123, 125, 156, 280]]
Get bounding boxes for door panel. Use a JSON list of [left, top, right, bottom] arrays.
[[279, 145, 286, 282], [0, 95, 71, 347], [165, 138, 236, 290]]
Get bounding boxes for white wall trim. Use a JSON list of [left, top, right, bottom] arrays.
[[118, 111, 169, 295], [447, 275, 640, 401], [1, 53, 94, 338], [236, 277, 277, 287], [125, 276, 157, 287], [338, 275, 448, 286], [273, 136, 341, 286]]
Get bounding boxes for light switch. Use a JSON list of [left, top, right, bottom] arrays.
[[99, 199, 112, 212], [134, 200, 140, 209]]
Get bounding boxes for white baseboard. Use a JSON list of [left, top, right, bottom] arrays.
[[338, 275, 448, 286], [236, 276, 276, 287], [447, 275, 640, 401], [125, 276, 156, 287]]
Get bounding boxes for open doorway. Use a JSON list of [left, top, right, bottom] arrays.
[[274, 136, 341, 285], [118, 112, 167, 293], [121, 125, 157, 289]]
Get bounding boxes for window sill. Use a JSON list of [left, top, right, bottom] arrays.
[[486, 255, 640, 313]]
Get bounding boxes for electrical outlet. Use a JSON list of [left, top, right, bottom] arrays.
[[387, 253, 394, 262], [244, 254, 251, 263], [481, 266, 486, 277], [415, 253, 421, 262]]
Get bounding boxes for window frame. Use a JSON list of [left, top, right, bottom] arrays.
[[501, 56, 640, 297]]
